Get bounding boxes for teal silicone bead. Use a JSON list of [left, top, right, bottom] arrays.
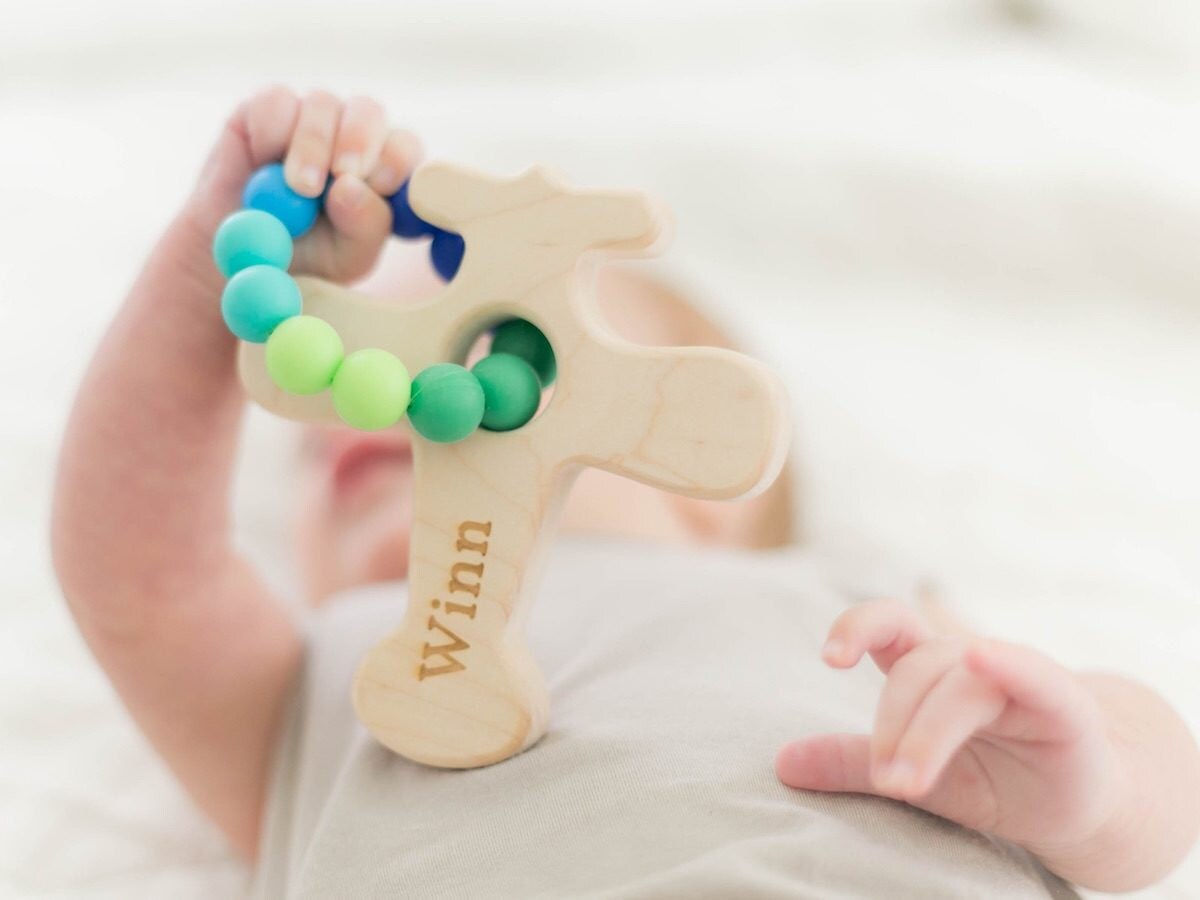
[[490, 319, 556, 386], [473, 353, 541, 432], [331, 349, 412, 431], [221, 265, 302, 343], [265, 316, 344, 395], [408, 364, 485, 444], [212, 209, 293, 277]]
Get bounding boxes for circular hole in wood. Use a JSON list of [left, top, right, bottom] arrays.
[[457, 318, 556, 432]]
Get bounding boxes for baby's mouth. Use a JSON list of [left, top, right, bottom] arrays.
[[328, 433, 414, 496]]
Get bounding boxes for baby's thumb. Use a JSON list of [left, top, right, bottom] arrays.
[[775, 734, 875, 795], [313, 174, 392, 282]]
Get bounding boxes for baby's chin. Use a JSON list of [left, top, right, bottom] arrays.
[[295, 464, 415, 603], [305, 524, 410, 606], [345, 525, 411, 589], [327, 484, 414, 593]]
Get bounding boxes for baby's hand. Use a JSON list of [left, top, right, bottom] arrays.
[[776, 600, 1126, 858], [192, 86, 421, 283]]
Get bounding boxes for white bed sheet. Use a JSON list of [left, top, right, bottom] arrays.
[[1, 1, 1197, 896]]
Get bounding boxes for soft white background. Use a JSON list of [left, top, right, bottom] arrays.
[[1, 0, 1198, 897]]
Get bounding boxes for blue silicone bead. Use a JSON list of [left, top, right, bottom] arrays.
[[221, 265, 303, 343], [430, 229, 465, 281], [242, 163, 321, 238], [212, 210, 293, 277], [387, 181, 432, 239]]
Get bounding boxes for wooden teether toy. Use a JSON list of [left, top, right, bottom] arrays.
[[215, 161, 790, 768]]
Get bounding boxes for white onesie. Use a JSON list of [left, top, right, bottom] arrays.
[[252, 537, 1079, 899]]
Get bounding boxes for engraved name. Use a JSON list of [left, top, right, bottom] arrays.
[[418, 520, 491, 681]]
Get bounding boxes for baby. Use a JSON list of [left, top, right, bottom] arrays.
[[51, 88, 1199, 897]]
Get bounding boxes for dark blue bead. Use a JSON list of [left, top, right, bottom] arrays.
[[430, 229, 465, 281], [388, 181, 433, 239]]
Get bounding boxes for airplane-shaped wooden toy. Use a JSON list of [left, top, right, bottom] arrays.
[[214, 161, 790, 768]]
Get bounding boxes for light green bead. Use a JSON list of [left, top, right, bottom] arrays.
[[491, 319, 556, 386], [212, 209, 293, 277], [473, 353, 541, 432], [331, 349, 411, 431], [265, 316, 344, 395], [408, 364, 484, 444]]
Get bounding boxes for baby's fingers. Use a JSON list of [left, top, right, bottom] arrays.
[[823, 599, 932, 672], [285, 90, 342, 197], [240, 86, 301, 170], [367, 129, 423, 197], [332, 96, 386, 179], [305, 175, 392, 282], [965, 640, 1098, 742], [195, 86, 300, 223], [870, 640, 962, 770], [776, 734, 873, 794], [879, 666, 1004, 798]]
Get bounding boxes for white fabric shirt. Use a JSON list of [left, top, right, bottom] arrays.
[[252, 538, 1078, 899]]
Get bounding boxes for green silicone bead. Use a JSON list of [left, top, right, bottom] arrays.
[[408, 364, 485, 444], [473, 353, 541, 432], [212, 209, 293, 277], [330, 349, 411, 431], [491, 319, 556, 386], [265, 316, 344, 395]]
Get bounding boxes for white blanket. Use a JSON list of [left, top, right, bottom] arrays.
[[1, 1, 1197, 897]]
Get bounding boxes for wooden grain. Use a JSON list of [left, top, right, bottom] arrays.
[[239, 163, 790, 768]]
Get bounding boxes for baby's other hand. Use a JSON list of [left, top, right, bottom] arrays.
[[775, 599, 1127, 858], [192, 86, 421, 283]]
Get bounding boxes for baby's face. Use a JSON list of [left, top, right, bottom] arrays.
[[294, 424, 416, 603]]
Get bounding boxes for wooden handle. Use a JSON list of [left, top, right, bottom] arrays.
[[353, 436, 570, 768]]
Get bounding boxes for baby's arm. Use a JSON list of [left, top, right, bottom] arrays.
[[776, 600, 1200, 892], [50, 87, 418, 857]]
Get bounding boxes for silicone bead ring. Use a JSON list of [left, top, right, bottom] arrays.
[[213, 163, 555, 440]]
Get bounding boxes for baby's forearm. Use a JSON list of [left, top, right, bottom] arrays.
[[52, 192, 301, 855], [52, 205, 242, 613], [1029, 673, 1200, 892], [52, 87, 418, 855]]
